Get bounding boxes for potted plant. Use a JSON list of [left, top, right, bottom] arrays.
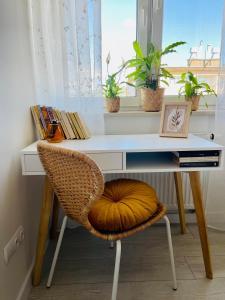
[[103, 53, 124, 113], [178, 72, 217, 111], [125, 40, 186, 111]]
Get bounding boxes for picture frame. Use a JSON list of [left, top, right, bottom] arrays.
[[159, 102, 191, 138]]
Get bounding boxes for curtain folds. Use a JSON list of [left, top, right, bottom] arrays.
[[205, 5, 225, 230], [28, 0, 104, 134]]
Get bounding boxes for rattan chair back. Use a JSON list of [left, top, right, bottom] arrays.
[[37, 141, 104, 229]]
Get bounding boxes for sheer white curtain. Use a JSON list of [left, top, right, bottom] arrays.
[[205, 5, 225, 230], [28, 0, 104, 134]]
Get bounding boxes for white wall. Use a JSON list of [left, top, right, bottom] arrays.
[[0, 1, 43, 299], [104, 111, 215, 135]]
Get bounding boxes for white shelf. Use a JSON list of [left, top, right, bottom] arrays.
[[125, 151, 223, 173], [126, 152, 174, 170]]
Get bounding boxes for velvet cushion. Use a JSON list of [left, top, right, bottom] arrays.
[[88, 179, 158, 233]]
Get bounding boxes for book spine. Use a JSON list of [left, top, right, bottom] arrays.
[[179, 161, 219, 168], [46, 106, 55, 123], [52, 109, 65, 139], [77, 114, 91, 139], [55, 110, 69, 139], [37, 105, 47, 131], [174, 150, 220, 158], [33, 106, 45, 139], [70, 113, 81, 139], [61, 111, 75, 139], [73, 113, 84, 139], [66, 113, 78, 139], [40, 106, 50, 131], [74, 112, 85, 139], [30, 107, 42, 139], [177, 156, 219, 163]]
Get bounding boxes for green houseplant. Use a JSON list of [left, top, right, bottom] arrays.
[[103, 53, 124, 113], [126, 40, 186, 111], [178, 72, 216, 111]]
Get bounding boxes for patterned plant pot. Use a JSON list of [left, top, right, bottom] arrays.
[[185, 95, 201, 111], [141, 87, 164, 112], [105, 97, 120, 113]]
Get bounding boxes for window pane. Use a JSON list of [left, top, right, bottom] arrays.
[[162, 0, 223, 95], [102, 0, 136, 96]]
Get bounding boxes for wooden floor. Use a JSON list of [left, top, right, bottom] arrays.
[[29, 224, 225, 300]]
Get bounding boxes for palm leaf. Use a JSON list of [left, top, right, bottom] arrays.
[[121, 81, 135, 87], [133, 40, 144, 58], [162, 41, 186, 56], [126, 68, 142, 79], [180, 72, 187, 81], [161, 68, 174, 78], [177, 79, 185, 84], [185, 82, 193, 97], [160, 79, 169, 86], [178, 86, 185, 96]]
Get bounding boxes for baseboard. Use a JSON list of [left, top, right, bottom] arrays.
[[16, 258, 34, 300], [205, 212, 225, 231]]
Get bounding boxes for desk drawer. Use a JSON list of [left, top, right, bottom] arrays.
[[23, 152, 123, 173], [24, 154, 44, 173], [87, 152, 123, 171]]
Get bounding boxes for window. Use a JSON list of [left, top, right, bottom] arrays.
[[101, 0, 137, 96], [101, 0, 163, 101], [101, 0, 223, 106], [162, 0, 224, 96]]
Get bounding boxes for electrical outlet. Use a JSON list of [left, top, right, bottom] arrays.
[[3, 226, 25, 264]]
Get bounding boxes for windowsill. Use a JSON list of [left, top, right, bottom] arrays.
[[104, 106, 215, 135], [104, 108, 216, 117]]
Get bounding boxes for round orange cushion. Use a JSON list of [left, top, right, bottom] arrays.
[[88, 179, 158, 233]]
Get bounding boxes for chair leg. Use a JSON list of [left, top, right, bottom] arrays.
[[46, 216, 68, 288], [163, 215, 177, 291], [111, 240, 121, 300]]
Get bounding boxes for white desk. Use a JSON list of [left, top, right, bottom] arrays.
[[21, 134, 224, 175], [21, 134, 224, 285]]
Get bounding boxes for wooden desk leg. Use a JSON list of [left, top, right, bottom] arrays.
[[33, 176, 54, 286], [50, 194, 59, 240], [189, 171, 213, 279], [174, 172, 187, 234]]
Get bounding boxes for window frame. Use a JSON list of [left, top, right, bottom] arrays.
[[119, 0, 217, 110], [119, 0, 164, 108]]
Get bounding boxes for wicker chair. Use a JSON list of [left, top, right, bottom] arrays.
[[37, 141, 177, 300]]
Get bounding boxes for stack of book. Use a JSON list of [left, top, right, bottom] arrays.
[[173, 150, 220, 168], [30, 105, 91, 140]]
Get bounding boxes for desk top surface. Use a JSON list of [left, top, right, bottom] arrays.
[[21, 134, 223, 154]]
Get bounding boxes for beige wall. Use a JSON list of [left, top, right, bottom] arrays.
[[0, 1, 43, 299]]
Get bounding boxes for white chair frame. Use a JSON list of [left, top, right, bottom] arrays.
[[46, 215, 177, 300]]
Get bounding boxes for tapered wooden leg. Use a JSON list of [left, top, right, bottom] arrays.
[[33, 176, 54, 286], [50, 194, 60, 240], [189, 171, 213, 279], [174, 172, 187, 234]]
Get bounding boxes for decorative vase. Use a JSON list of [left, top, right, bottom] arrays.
[[140, 87, 164, 112], [105, 97, 120, 113], [185, 95, 201, 111]]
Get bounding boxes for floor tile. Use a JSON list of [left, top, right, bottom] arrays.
[[29, 225, 225, 300]]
